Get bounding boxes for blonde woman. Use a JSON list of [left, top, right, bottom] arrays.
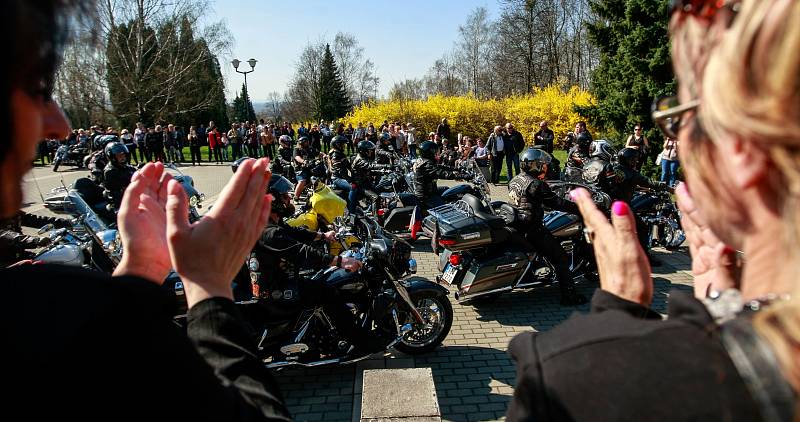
[[508, 1, 799, 420]]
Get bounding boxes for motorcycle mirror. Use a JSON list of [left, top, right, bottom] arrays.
[[37, 223, 55, 234]]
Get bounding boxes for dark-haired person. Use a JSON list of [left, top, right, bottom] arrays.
[[1, 2, 289, 420], [625, 124, 650, 171]]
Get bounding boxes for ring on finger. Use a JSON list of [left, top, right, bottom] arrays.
[[583, 227, 595, 244]]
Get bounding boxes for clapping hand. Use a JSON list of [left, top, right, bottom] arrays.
[[571, 188, 653, 306], [166, 157, 273, 308], [114, 162, 173, 283], [674, 182, 739, 297]]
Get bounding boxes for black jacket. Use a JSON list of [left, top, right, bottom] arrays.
[[412, 157, 463, 202], [567, 145, 590, 168], [506, 130, 525, 154], [2, 264, 291, 421], [533, 128, 555, 154], [508, 173, 578, 227], [351, 154, 386, 187], [0, 212, 70, 266], [507, 290, 761, 422], [609, 164, 663, 204], [329, 149, 351, 181], [103, 163, 136, 208], [252, 224, 333, 295]]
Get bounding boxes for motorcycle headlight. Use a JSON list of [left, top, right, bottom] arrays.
[[248, 257, 260, 272], [189, 195, 199, 207]]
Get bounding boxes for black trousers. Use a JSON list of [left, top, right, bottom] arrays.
[[247, 144, 260, 158], [490, 152, 505, 183], [512, 225, 576, 297], [231, 143, 243, 161], [137, 144, 147, 162], [190, 145, 202, 164]]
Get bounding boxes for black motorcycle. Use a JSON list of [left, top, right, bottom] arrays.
[[632, 188, 684, 250], [175, 214, 453, 368], [52, 144, 88, 171], [422, 184, 609, 305]]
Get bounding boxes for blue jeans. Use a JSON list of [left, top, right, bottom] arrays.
[[332, 178, 356, 213], [506, 152, 520, 180], [660, 159, 680, 186], [408, 144, 417, 159]]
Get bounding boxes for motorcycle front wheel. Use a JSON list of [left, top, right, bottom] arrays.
[[394, 295, 453, 355]]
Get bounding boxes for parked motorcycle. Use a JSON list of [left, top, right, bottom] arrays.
[[52, 144, 88, 172], [632, 188, 685, 250], [422, 183, 609, 305]]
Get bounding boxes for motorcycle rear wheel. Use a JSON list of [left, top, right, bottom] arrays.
[[394, 295, 453, 355]]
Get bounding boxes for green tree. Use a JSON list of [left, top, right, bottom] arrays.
[[581, 0, 675, 171], [232, 83, 256, 122], [318, 44, 351, 121]]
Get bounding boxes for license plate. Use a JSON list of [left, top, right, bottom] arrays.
[[442, 265, 458, 284]]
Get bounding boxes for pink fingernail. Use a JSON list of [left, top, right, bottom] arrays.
[[569, 190, 578, 200], [612, 201, 629, 216]]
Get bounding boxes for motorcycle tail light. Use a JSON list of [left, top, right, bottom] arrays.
[[449, 253, 462, 266], [438, 238, 456, 247], [377, 208, 386, 216]]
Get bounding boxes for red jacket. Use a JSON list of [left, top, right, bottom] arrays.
[[208, 131, 219, 148]]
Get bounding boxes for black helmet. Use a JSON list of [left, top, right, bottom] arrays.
[[298, 136, 309, 146], [419, 140, 439, 160], [577, 132, 592, 149], [96, 134, 119, 150], [231, 156, 253, 173], [590, 140, 616, 162], [357, 140, 376, 159], [520, 147, 552, 175], [104, 142, 129, 167], [278, 135, 291, 146], [331, 135, 347, 151], [617, 148, 640, 169], [268, 174, 295, 218], [379, 132, 391, 144]]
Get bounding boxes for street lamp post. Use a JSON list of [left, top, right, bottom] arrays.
[[231, 58, 257, 120]]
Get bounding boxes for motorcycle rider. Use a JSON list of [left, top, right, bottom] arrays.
[[565, 132, 592, 182], [292, 136, 323, 201], [508, 148, 588, 306], [102, 142, 137, 209], [608, 147, 670, 266], [376, 132, 395, 164], [413, 140, 469, 212], [0, 211, 72, 267], [270, 135, 295, 178], [245, 169, 386, 354], [327, 135, 357, 212], [581, 140, 617, 192], [351, 140, 390, 210]]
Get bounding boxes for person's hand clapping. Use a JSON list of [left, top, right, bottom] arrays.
[[113, 162, 173, 284], [675, 182, 740, 297], [323, 230, 336, 242], [165, 157, 273, 308], [571, 188, 652, 306]]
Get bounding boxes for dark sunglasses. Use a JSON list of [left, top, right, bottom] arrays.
[[651, 96, 701, 138]]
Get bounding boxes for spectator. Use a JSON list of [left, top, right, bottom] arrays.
[[232, 123, 245, 161], [659, 136, 679, 187], [625, 124, 650, 170], [366, 122, 377, 143], [37, 140, 49, 165], [508, 1, 800, 420], [2, 1, 290, 420], [147, 126, 165, 162], [208, 126, 222, 164], [297, 122, 308, 138], [247, 123, 260, 158], [486, 125, 506, 184], [436, 118, 451, 141], [320, 121, 332, 152], [187, 126, 200, 166], [504, 123, 523, 179], [344, 123, 354, 154], [175, 125, 186, 162], [134, 122, 147, 163], [533, 120, 555, 154], [283, 121, 295, 139], [121, 129, 137, 165], [165, 124, 179, 164], [261, 125, 275, 159], [474, 137, 491, 181], [308, 124, 322, 151]]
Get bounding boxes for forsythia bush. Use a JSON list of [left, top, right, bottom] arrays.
[[342, 85, 595, 149]]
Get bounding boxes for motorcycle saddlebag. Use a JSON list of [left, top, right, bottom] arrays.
[[459, 250, 528, 296], [424, 202, 502, 252]]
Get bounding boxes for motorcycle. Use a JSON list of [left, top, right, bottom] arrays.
[[286, 178, 357, 256], [176, 213, 453, 368], [52, 144, 88, 172], [422, 183, 609, 305], [632, 188, 685, 250]]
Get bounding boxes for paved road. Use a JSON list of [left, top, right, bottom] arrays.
[[21, 162, 694, 422]]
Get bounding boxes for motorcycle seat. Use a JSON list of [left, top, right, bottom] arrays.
[[461, 194, 505, 229]]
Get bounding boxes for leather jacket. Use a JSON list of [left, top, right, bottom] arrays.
[[412, 157, 463, 202], [103, 163, 136, 208], [508, 173, 578, 227], [351, 153, 386, 187], [328, 149, 351, 181], [608, 164, 665, 204]]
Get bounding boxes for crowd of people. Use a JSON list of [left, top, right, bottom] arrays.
[[5, 0, 798, 421]]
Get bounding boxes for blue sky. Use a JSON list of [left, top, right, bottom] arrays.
[[213, 0, 500, 102]]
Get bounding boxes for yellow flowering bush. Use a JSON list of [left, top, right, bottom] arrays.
[[342, 85, 595, 149]]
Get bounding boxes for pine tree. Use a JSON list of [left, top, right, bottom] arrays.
[[318, 44, 351, 121], [581, 0, 675, 147], [232, 84, 256, 122]]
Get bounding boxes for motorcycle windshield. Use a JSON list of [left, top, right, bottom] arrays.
[[310, 186, 346, 224], [67, 190, 108, 233]]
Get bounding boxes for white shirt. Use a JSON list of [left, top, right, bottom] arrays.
[[495, 135, 504, 152]]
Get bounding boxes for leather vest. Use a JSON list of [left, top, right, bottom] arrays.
[[329, 150, 349, 180], [508, 173, 538, 224]]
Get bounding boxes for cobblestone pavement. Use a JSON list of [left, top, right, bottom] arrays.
[[22, 163, 694, 422]]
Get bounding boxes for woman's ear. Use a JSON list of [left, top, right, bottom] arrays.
[[727, 137, 768, 189]]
